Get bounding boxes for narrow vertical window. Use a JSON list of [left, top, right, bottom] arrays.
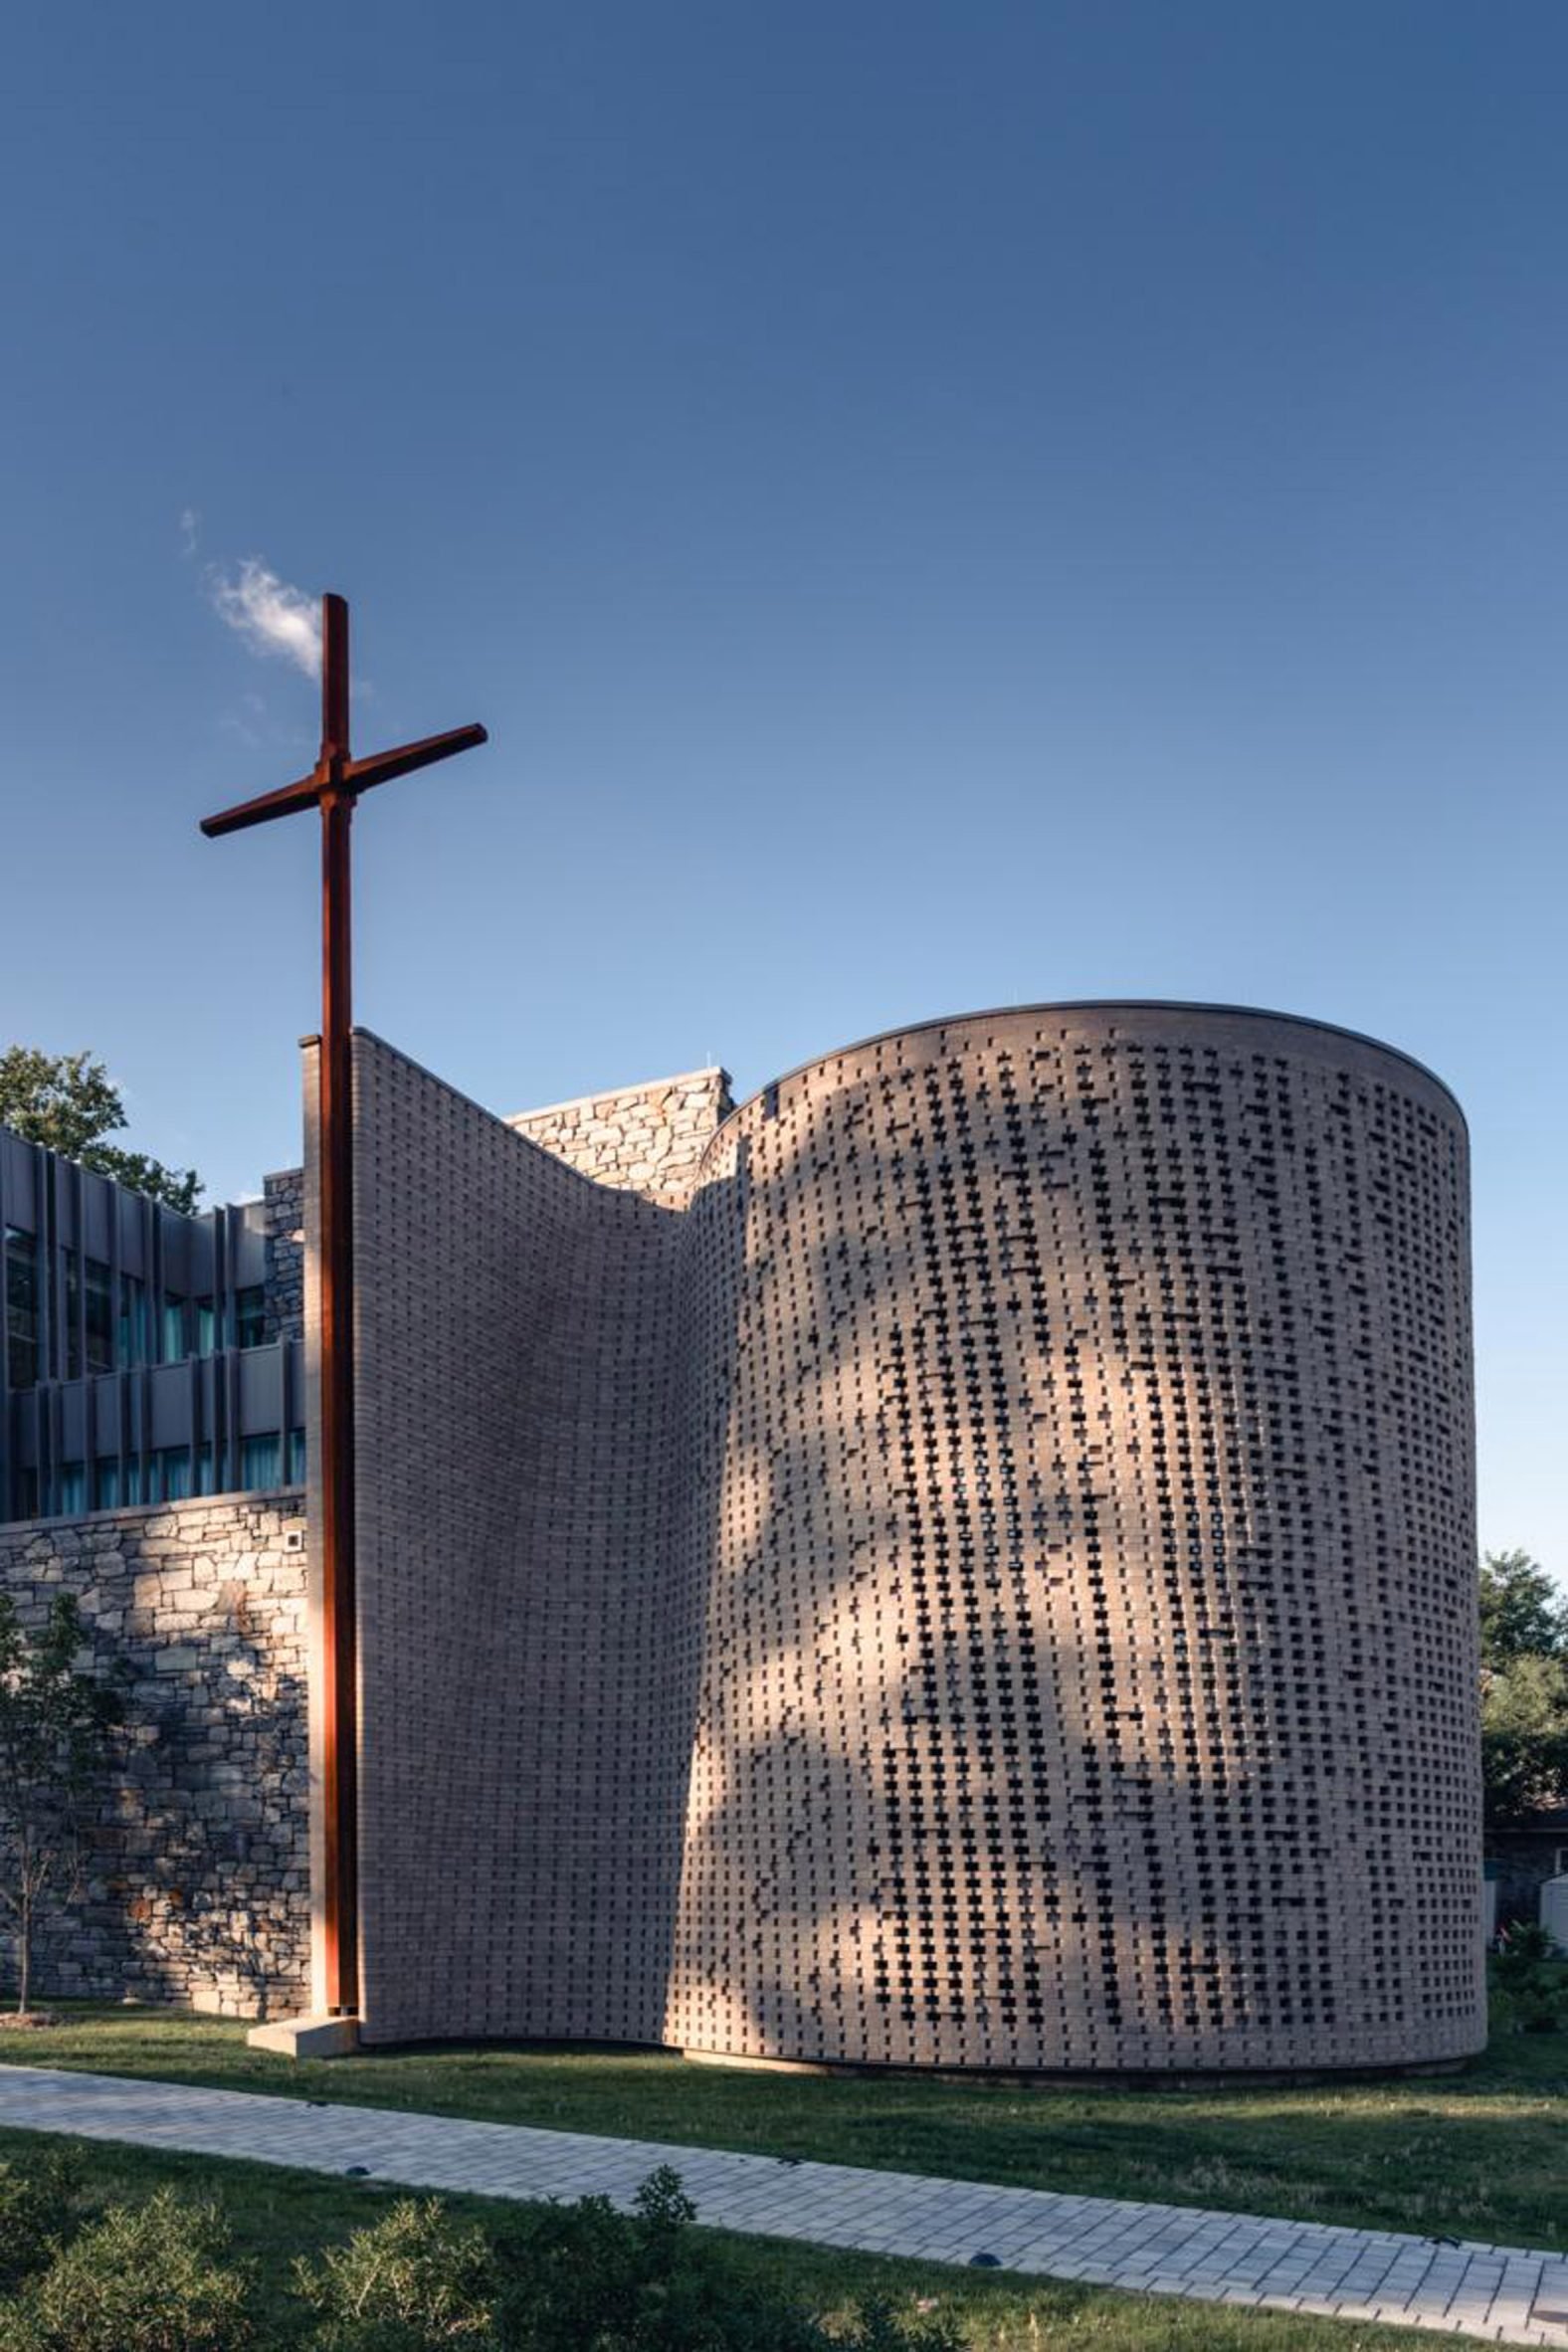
[[241, 1433, 281, 1489], [236, 1286, 266, 1350], [4, 1228, 39, 1389], [85, 1259, 113, 1375], [64, 1250, 82, 1378], [162, 1292, 187, 1363], [118, 1274, 148, 1367], [157, 1447, 191, 1502]]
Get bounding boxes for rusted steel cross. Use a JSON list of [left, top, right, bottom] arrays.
[[201, 594, 487, 2015]]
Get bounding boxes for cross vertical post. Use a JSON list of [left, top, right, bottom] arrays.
[[317, 594, 358, 2012], [201, 594, 487, 2021]]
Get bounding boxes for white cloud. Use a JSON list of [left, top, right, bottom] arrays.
[[206, 558, 319, 679], [179, 506, 200, 558]]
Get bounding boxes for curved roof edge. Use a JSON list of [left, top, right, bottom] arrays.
[[717, 1000, 1467, 1133]]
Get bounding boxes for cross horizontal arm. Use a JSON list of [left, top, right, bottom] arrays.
[[199, 723, 487, 839], [199, 769, 323, 839], [343, 722, 488, 796]]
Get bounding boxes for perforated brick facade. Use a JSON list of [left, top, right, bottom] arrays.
[[343, 1004, 1481, 2071]]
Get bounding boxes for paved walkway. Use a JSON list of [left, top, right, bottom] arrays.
[[0, 2065, 1565, 2347]]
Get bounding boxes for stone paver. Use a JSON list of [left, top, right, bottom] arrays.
[[0, 2064, 1564, 2347]]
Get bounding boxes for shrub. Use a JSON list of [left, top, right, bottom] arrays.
[[829, 2296, 965, 2352], [496, 2165, 814, 2348], [0, 2185, 255, 2352], [294, 2197, 500, 2349], [494, 2166, 961, 2351], [1496, 1918, 1558, 1971], [0, 2164, 964, 2352], [0, 2148, 82, 2290], [495, 2177, 674, 2348], [1493, 1920, 1568, 2033]]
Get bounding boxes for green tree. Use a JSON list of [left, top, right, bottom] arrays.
[[1480, 1548, 1568, 1666], [1479, 1550, 1568, 1829], [0, 1048, 200, 1214], [0, 1595, 124, 2017]]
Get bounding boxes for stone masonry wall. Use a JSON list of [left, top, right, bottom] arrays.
[[506, 1067, 732, 1208], [0, 1492, 310, 2018], [264, 1168, 305, 1343]]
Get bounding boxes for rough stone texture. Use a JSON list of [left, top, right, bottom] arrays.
[[263, 1167, 305, 1344], [346, 1006, 1481, 2071], [0, 1493, 310, 2018], [505, 1067, 732, 1208]]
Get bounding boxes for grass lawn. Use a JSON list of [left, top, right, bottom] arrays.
[[0, 2123, 1442, 2349], [1, 1999, 1564, 2254]]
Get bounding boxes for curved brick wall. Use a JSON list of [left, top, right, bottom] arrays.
[[346, 1004, 1481, 2072], [666, 1006, 1480, 2071]]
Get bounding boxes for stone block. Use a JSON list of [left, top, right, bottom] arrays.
[[247, 2012, 360, 2059]]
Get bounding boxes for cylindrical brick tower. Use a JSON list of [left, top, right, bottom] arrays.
[[668, 1003, 1480, 2073]]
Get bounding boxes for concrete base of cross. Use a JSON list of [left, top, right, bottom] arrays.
[[246, 2012, 361, 2060]]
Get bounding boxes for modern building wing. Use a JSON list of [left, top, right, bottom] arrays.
[[0, 1128, 304, 1523]]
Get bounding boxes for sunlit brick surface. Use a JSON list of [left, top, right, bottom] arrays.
[[346, 1005, 1482, 2070]]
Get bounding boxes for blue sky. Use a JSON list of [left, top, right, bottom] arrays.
[[1, 2, 1563, 1569]]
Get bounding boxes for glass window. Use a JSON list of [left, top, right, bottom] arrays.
[[64, 1249, 82, 1379], [236, 1286, 266, 1350], [93, 1461, 120, 1511], [118, 1274, 148, 1368], [161, 1292, 187, 1363], [156, 1447, 191, 1502], [55, 1462, 86, 1515], [240, 1434, 281, 1489], [60, 1251, 82, 1373], [195, 1296, 216, 1357], [287, 1427, 307, 1483], [85, 1259, 113, 1376], [123, 1458, 142, 1507], [11, 1466, 38, 1520], [5, 1228, 39, 1389], [194, 1444, 214, 1496]]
